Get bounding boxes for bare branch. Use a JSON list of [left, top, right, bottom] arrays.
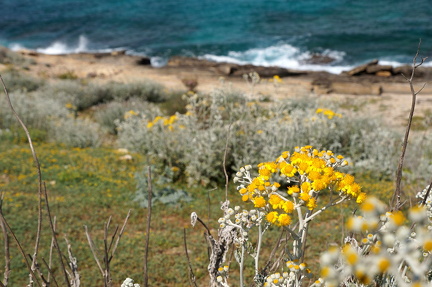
[[41, 258, 60, 287], [84, 226, 104, 276], [0, 211, 41, 287], [111, 210, 131, 258], [392, 41, 427, 211]]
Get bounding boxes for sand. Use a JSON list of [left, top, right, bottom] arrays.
[[4, 49, 432, 132]]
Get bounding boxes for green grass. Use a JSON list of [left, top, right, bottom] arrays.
[[0, 140, 398, 286]]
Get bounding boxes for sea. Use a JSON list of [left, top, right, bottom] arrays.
[[1, 0, 431, 74]]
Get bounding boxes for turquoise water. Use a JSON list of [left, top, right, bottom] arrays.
[[1, 0, 431, 72]]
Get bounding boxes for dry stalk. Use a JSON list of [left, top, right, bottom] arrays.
[[143, 166, 153, 287], [41, 258, 60, 287], [0, 75, 44, 284], [85, 212, 130, 287], [0, 212, 41, 287], [0, 195, 10, 287], [48, 216, 56, 284], [183, 229, 198, 287], [42, 182, 71, 287], [392, 41, 428, 211], [64, 237, 80, 287], [84, 226, 104, 277], [223, 124, 232, 202]]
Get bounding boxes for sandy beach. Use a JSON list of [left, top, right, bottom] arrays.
[[3, 48, 432, 130]]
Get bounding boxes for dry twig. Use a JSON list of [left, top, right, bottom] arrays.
[[183, 229, 198, 287], [0, 75, 44, 283], [392, 40, 428, 210], [143, 167, 153, 287], [0, 194, 10, 287]]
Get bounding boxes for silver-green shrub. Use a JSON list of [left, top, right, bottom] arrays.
[[0, 92, 68, 130], [0, 70, 44, 92], [39, 80, 168, 111], [94, 99, 158, 134], [117, 87, 409, 186], [49, 116, 101, 148]]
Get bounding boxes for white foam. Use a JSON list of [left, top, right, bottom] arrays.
[[9, 43, 26, 51], [36, 35, 89, 55], [202, 44, 352, 74]]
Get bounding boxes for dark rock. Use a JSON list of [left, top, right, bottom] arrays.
[[167, 56, 217, 67], [346, 60, 379, 76], [136, 57, 151, 65], [302, 53, 335, 65], [230, 64, 305, 78]]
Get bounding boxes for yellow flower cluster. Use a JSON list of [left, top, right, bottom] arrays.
[[146, 114, 179, 131], [124, 110, 139, 120], [315, 108, 342, 119], [236, 146, 365, 227]]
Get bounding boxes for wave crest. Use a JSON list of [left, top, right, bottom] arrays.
[[202, 44, 352, 74]]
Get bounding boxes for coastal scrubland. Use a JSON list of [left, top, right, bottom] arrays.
[[0, 48, 432, 286]]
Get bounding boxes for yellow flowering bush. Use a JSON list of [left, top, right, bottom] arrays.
[[199, 146, 365, 287], [234, 146, 365, 229], [315, 108, 342, 119]]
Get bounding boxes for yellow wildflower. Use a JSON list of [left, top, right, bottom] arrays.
[[253, 196, 267, 208], [266, 211, 279, 224], [277, 214, 291, 226]]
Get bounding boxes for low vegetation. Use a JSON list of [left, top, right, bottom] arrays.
[[0, 48, 431, 286]]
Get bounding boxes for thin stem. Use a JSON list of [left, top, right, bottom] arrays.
[[0, 195, 10, 287], [254, 222, 263, 277], [239, 244, 245, 287], [0, 74, 43, 283], [0, 212, 41, 287], [183, 229, 198, 287], [111, 210, 131, 258], [393, 40, 428, 210], [84, 226, 104, 276], [41, 258, 60, 287], [143, 166, 152, 287], [43, 182, 71, 287], [223, 124, 232, 201], [304, 196, 348, 223]]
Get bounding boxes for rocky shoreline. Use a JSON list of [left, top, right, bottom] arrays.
[[10, 47, 432, 97], [2, 46, 432, 128]]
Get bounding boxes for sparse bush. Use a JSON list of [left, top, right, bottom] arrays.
[[0, 92, 69, 130], [94, 99, 158, 134], [49, 116, 102, 148], [40, 80, 169, 111], [0, 47, 36, 67], [0, 70, 44, 92], [103, 81, 167, 103]]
